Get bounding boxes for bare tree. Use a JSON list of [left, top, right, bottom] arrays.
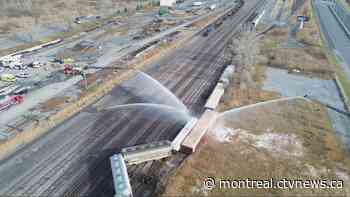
[[228, 24, 260, 88]]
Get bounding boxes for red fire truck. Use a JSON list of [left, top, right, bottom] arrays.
[[0, 95, 23, 111]]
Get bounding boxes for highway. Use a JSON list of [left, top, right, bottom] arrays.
[[0, 0, 264, 196], [313, 0, 350, 81]]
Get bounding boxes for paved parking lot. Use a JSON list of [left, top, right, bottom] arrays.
[[263, 67, 350, 147]]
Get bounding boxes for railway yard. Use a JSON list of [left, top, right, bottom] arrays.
[[0, 0, 266, 196], [0, 0, 350, 196]]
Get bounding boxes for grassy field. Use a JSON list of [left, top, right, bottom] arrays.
[[259, 0, 334, 78], [163, 99, 350, 196]]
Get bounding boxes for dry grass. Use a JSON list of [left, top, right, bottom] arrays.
[[0, 0, 140, 36], [78, 73, 98, 88], [219, 87, 280, 111], [163, 100, 350, 196], [39, 96, 69, 112], [264, 48, 333, 77], [295, 0, 322, 46], [259, 0, 333, 78]]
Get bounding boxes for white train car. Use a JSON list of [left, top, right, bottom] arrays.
[[110, 154, 133, 197], [171, 118, 198, 151], [122, 141, 172, 165], [181, 110, 218, 154]]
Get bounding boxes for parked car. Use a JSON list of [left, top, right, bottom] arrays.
[[208, 4, 216, 10], [54, 58, 63, 64], [75, 15, 101, 24], [29, 61, 42, 68], [54, 58, 74, 64], [13, 86, 31, 95], [0, 85, 18, 96], [0, 95, 23, 111], [3, 61, 17, 69], [192, 1, 203, 6], [16, 72, 30, 78], [14, 64, 28, 70], [1, 73, 16, 82]]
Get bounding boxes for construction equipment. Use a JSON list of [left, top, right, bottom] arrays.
[[63, 64, 83, 75], [1, 73, 16, 82]]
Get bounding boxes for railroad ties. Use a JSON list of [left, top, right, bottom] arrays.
[[109, 64, 235, 196]]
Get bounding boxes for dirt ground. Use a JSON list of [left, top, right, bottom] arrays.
[[0, 0, 141, 34], [39, 96, 69, 112], [162, 99, 350, 196], [219, 87, 280, 111]]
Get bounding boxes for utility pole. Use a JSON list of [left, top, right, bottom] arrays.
[[81, 71, 88, 90]]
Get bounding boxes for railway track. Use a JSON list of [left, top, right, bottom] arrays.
[[90, 1, 265, 196], [0, 1, 264, 196]]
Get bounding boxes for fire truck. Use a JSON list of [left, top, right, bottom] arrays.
[[0, 95, 24, 111], [64, 64, 83, 75]]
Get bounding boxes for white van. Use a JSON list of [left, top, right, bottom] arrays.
[[192, 1, 203, 6]]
